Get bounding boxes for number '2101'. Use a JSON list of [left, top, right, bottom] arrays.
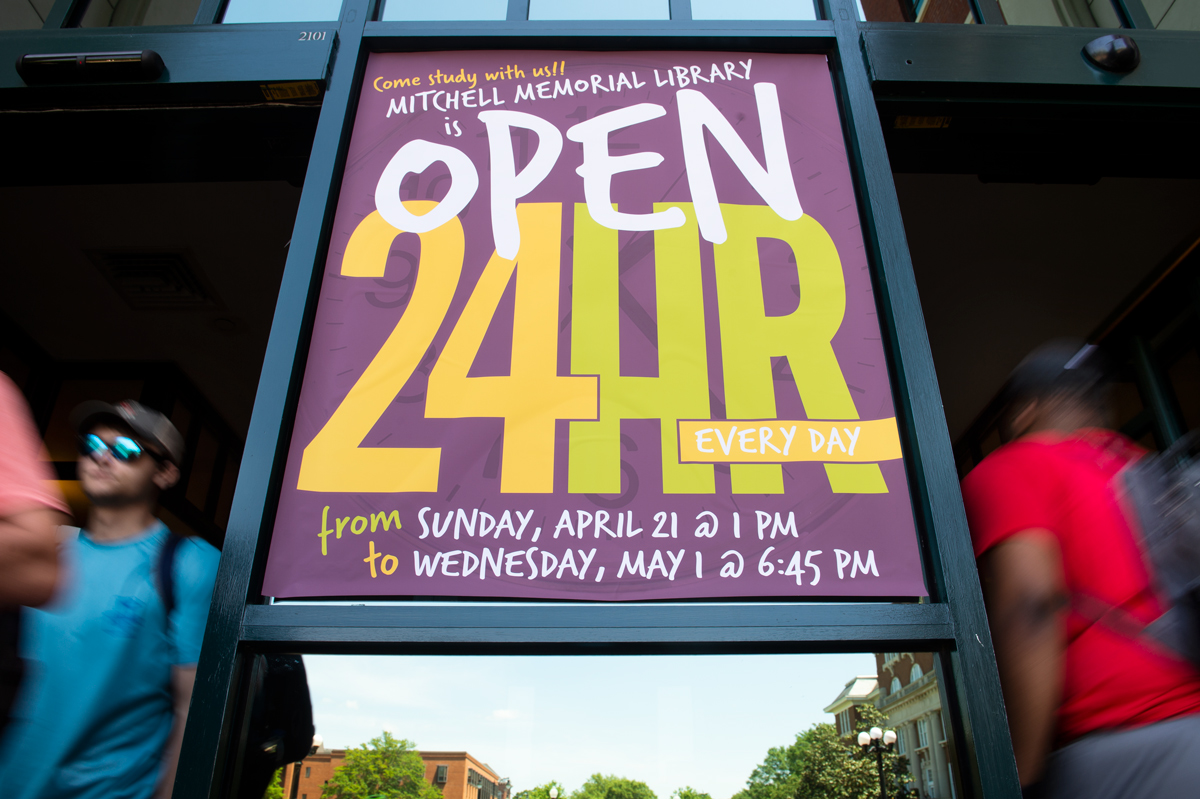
[[297, 201, 864, 497], [298, 31, 326, 40]]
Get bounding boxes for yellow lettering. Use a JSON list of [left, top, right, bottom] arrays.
[[370, 510, 402, 532], [319, 506, 333, 555], [297, 202, 462, 493], [426, 203, 597, 493], [364, 540, 382, 578]]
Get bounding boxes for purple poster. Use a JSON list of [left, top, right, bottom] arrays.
[[261, 50, 926, 600]]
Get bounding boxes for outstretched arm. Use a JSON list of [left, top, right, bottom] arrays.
[[977, 531, 1067, 786], [0, 507, 67, 606]]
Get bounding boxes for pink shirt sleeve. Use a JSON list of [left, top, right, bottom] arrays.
[[0, 371, 68, 517]]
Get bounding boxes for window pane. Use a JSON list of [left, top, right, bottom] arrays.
[[0, 0, 52, 30], [528, 0, 669, 20], [858, 0, 978, 23], [221, 0, 342, 23], [302, 653, 877, 798], [75, 0, 202, 27], [1149, 0, 1200, 30], [292, 651, 958, 799], [381, 0, 508, 21], [691, 0, 817, 19], [997, 0, 1122, 27]]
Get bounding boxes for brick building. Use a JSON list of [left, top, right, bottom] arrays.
[[822, 674, 880, 736], [825, 655, 959, 799], [874, 653, 956, 799], [280, 745, 508, 799]]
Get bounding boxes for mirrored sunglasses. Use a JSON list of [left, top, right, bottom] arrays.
[[78, 433, 165, 464]]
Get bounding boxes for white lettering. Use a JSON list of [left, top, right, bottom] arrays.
[[478, 110, 563, 259], [618, 550, 646, 578], [566, 104, 686, 232], [780, 425, 797, 456], [852, 550, 879, 578], [375, 139, 478, 233], [678, 82, 801, 244], [845, 426, 862, 456], [755, 510, 771, 540], [834, 548, 852, 579], [715, 426, 737, 456]]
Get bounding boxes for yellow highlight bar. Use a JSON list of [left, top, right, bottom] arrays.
[[678, 418, 903, 464]]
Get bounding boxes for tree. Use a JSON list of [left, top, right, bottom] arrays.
[[731, 731, 813, 799], [570, 774, 656, 799], [794, 706, 910, 799], [325, 731, 444, 799], [514, 780, 566, 799], [734, 705, 910, 799], [262, 769, 283, 799], [671, 787, 712, 799]]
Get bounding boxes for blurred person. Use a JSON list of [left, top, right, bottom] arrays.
[[0, 372, 69, 736], [961, 342, 1200, 798], [0, 400, 220, 799]]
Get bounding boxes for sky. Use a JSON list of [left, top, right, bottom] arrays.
[[304, 651, 877, 799]]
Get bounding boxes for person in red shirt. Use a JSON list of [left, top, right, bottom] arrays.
[[962, 342, 1200, 798]]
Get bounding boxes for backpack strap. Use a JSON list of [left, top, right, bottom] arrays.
[[157, 529, 183, 621], [1071, 592, 1150, 641], [1070, 590, 1190, 664]]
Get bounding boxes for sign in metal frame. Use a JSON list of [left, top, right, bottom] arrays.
[[263, 48, 927, 601]]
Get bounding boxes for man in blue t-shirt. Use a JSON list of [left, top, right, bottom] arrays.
[[0, 400, 221, 799]]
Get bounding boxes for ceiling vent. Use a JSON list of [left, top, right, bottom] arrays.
[[87, 251, 216, 310]]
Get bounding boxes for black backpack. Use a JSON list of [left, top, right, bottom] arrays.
[[157, 534, 315, 798], [235, 653, 316, 797], [1075, 432, 1200, 670], [1119, 432, 1200, 669]]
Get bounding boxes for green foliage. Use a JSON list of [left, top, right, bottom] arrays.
[[569, 774, 657, 799], [262, 769, 283, 799], [670, 787, 712, 799], [730, 732, 812, 799], [514, 781, 566, 799], [325, 731, 444, 799], [735, 705, 910, 799]]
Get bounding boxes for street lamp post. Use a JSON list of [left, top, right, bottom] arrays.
[[857, 727, 898, 799]]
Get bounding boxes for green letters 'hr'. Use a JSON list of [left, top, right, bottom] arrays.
[[714, 204, 886, 495], [569, 202, 887, 496], [569, 202, 714, 495]]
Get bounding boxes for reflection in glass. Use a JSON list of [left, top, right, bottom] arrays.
[[528, 0, 669, 20], [75, 0, 202, 27], [691, 0, 817, 20], [299, 653, 881, 799], [1, 0, 53, 30], [858, 0, 977, 22], [380, 0, 509, 21], [221, 0, 342, 23], [996, 0, 1121, 27], [1150, 0, 1200, 30]]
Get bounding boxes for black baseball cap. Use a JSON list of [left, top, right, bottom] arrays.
[[70, 399, 185, 465], [1002, 340, 1111, 406]]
